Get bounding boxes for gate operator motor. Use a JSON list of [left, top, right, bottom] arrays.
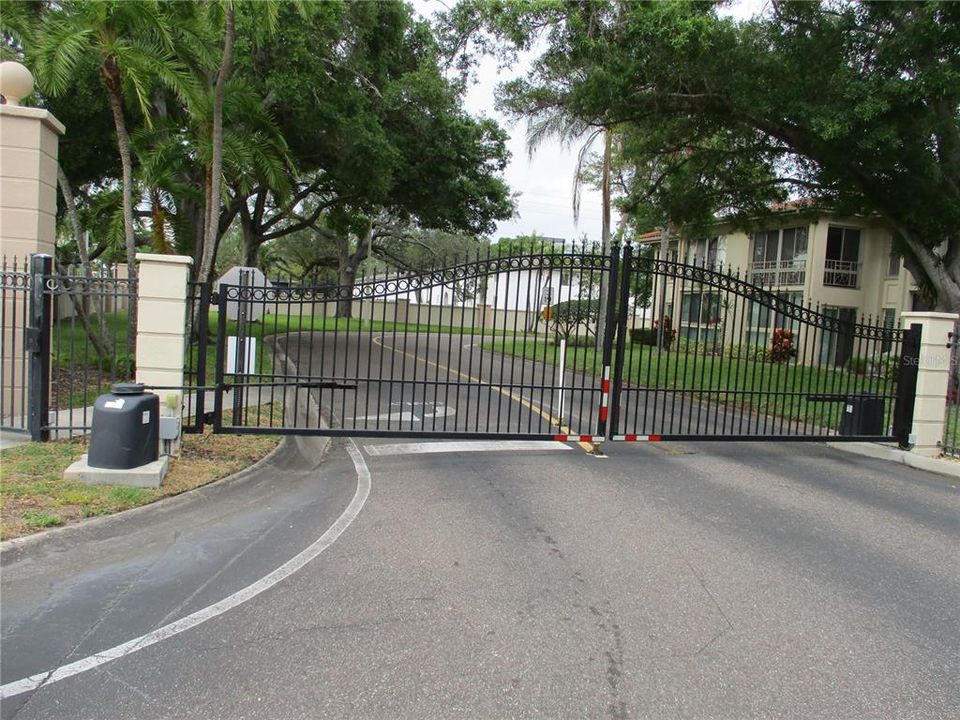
[[88, 383, 159, 469]]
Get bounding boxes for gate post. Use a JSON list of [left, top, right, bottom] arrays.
[[26, 254, 52, 442], [605, 243, 628, 439], [899, 312, 958, 456], [1, 62, 63, 438], [135, 253, 193, 455]]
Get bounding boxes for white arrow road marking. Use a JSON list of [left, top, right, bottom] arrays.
[[352, 401, 456, 423], [364, 440, 571, 457], [0, 440, 372, 701]]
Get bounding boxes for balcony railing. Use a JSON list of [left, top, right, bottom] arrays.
[[823, 259, 860, 288], [749, 260, 806, 287]]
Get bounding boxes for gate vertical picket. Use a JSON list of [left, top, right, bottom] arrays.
[[597, 244, 621, 439], [893, 323, 921, 449], [27, 254, 52, 442], [212, 285, 228, 433]]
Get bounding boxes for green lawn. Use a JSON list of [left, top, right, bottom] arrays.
[[487, 337, 895, 432], [52, 310, 131, 368], [943, 404, 960, 456], [51, 311, 132, 409], [188, 310, 511, 385]]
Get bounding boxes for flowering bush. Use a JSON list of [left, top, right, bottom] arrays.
[[768, 327, 797, 362], [652, 315, 678, 350]]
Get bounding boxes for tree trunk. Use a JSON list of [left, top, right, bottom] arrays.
[[525, 267, 545, 333], [56, 165, 113, 358], [334, 228, 373, 318], [102, 58, 138, 364], [336, 259, 359, 318], [239, 208, 261, 267], [150, 188, 170, 253], [198, 6, 235, 288], [595, 128, 613, 349]]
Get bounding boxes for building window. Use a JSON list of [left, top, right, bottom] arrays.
[[679, 291, 722, 346], [747, 301, 772, 348], [685, 237, 718, 268], [747, 292, 803, 348], [887, 242, 902, 277], [881, 307, 897, 353], [750, 227, 808, 286], [824, 226, 861, 287], [820, 306, 858, 366]]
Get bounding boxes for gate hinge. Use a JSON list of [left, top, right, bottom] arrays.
[[203, 411, 216, 424], [210, 291, 220, 304]]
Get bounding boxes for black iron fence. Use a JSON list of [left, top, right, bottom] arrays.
[[182, 281, 212, 434], [1, 257, 32, 433], [943, 321, 960, 457], [1, 254, 136, 440]]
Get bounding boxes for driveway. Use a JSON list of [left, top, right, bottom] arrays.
[[2, 432, 957, 719]]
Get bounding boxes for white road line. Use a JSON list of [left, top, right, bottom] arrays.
[[0, 440, 372, 701], [364, 440, 571, 457]]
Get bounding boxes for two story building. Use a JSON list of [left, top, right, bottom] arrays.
[[636, 204, 917, 366]]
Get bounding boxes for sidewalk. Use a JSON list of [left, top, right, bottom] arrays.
[[827, 441, 960, 480]]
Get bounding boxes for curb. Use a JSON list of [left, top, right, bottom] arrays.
[[1, 340, 331, 554], [826, 442, 960, 481], [0, 435, 311, 555]]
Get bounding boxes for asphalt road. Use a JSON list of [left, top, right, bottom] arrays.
[[3, 436, 958, 718], [235, 331, 777, 440], [1, 333, 958, 719]]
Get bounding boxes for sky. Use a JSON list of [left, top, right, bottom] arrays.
[[412, 0, 766, 243]]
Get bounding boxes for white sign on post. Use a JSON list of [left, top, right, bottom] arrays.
[[226, 337, 257, 375]]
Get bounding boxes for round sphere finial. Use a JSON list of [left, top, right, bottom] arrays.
[[0, 61, 35, 106]]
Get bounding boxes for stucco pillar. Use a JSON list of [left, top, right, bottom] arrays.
[[136, 253, 192, 454], [1, 63, 64, 433], [901, 312, 958, 457], [0, 98, 64, 258]]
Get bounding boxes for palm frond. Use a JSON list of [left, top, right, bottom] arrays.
[[572, 128, 604, 222], [30, 16, 93, 96], [525, 110, 592, 159]]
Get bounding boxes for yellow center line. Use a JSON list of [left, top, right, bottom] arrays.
[[371, 335, 595, 453]]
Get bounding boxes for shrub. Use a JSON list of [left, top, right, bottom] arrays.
[[726, 344, 767, 362], [768, 327, 797, 362], [871, 356, 899, 381], [629, 328, 658, 345], [550, 299, 600, 340], [563, 335, 596, 348], [847, 357, 869, 375], [652, 315, 677, 350]]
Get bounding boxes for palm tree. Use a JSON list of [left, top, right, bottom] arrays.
[[133, 76, 293, 266], [525, 112, 616, 343], [31, 0, 200, 359], [196, 0, 289, 284]]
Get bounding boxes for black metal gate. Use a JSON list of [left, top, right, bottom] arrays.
[[606, 245, 918, 446], [200, 244, 919, 446], [208, 250, 613, 441]]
